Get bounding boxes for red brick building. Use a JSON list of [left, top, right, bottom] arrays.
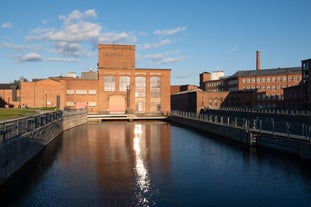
[[18, 44, 171, 114], [0, 84, 19, 108]]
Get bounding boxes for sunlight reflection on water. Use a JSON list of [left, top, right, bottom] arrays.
[[133, 124, 152, 206]]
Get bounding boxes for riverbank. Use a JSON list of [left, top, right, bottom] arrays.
[[0, 109, 87, 185]]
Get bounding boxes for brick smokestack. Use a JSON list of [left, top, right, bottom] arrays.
[[256, 50, 260, 71]]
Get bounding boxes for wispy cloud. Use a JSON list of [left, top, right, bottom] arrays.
[[98, 31, 137, 44], [1, 42, 27, 50], [1, 22, 12, 29], [139, 39, 172, 50], [154, 27, 186, 36], [46, 57, 80, 63], [142, 52, 186, 65], [230, 43, 238, 53]]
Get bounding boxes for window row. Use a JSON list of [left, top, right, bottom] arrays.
[[66, 102, 97, 107], [243, 84, 296, 91], [104, 76, 161, 97], [242, 76, 300, 84], [256, 94, 283, 101], [66, 89, 97, 95]]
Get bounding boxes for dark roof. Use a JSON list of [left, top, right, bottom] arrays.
[[229, 67, 301, 78], [0, 84, 18, 89]]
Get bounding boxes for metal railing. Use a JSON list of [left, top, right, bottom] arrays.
[[171, 110, 311, 142], [0, 111, 62, 144]]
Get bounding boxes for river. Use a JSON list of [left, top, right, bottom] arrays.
[[1, 121, 311, 206]]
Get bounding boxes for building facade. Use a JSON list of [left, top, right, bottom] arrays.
[[201, 67, 302, 109], [18, 44, 171, 114], [302, 58, 311, 110]]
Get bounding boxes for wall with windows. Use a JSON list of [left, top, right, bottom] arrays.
[[97, 68, 170, 114]]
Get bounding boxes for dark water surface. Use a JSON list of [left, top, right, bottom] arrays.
[[1, 121, 311, 206]]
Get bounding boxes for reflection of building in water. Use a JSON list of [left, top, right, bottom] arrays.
[[92, 122, 171, 205]]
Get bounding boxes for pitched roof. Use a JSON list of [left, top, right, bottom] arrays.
[[229, 67, 301, 78]]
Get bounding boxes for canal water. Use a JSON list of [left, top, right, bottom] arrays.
[[1, 121, 311, 206]]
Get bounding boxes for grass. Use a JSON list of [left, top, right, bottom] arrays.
[[0, 108, 57, 121]]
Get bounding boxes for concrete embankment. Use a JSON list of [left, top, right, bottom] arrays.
[[170, 113, 311, 160], [170, 115, 255, 146], [0, 109, 87, 185]]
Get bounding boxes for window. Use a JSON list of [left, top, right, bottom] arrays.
[[104, 76, 115, 91], [150, 76, 161, 97], [119, 76, 130, 91], [88, 102, 96, 107], [66, 102, 75, 106], [76, 90, 87, 95], [262, 78, 266, 82], [135, 77, 146, 97], [88, 90, 96, 95], [66, 90, 74, 95], [267, 77, 271, 82]]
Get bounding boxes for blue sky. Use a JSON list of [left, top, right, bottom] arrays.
[[1, 0, 310, 85]]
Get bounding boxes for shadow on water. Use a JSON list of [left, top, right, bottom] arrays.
[[170, 122, 311, 178], [0, 133, 64, 206]]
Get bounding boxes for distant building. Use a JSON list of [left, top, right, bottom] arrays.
[[225, 67, 301, 108], [0, 84, 19, 108], [81, 68, 98, 80], [284, 84, 303, 110], [211, 70, 224, 80], [170, 84, 199, 95], [171, 89, 229, 112]]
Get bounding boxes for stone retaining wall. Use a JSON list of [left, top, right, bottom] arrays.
[[0, 109, 87, 185]]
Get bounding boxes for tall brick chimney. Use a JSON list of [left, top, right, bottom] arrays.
[[256, 50, 260, 71]]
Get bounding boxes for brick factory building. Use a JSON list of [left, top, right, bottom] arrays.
[[172, 51, 304, 112], [199, 51, 302, 109], [16, 44, 171, 114]]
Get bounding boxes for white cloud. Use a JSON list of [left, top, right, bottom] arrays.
[[1, 22, 12, 28], [51, 42, 89, 57], [19, 52, 42, 62], [46, 57, 80, 63], [26, 9, 137, 58], [139, 39, 172, 50], [59, 9, 97, 24], [154, 27, 186, 36]]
